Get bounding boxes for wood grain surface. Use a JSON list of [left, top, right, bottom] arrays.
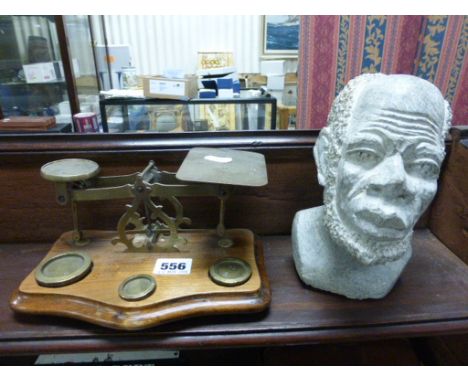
[[1, 230, 468, 355], [11, 229, 269, 330], [430, 129, 468, 262]]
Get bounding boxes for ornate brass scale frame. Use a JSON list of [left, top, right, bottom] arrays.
[[10, 148, 271, 330], [48, 158, 234, 252]]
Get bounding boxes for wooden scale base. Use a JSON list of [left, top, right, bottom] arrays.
[[10, 229, 271, 330]]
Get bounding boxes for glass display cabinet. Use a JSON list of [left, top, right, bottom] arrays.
[[0, 16, 69, 121], [62, 15, 100, 119], [99, 94, 277, 133], [0, 15, 99, 130]]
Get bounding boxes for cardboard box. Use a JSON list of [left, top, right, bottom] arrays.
[[143, 75, 198, 100]]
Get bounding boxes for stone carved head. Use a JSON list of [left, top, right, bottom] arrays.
[[314, 74, 451, 265]]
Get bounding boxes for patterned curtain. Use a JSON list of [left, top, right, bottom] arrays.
[[297, 15, 468, 129]]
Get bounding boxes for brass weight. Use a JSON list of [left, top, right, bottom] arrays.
[[35, 252, 93, 287], [209, 257, 252, 287]]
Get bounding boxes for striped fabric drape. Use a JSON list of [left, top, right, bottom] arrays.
[[297, 16, 468, 129]]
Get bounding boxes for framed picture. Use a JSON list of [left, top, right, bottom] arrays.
[[262, 15, 300, 57]]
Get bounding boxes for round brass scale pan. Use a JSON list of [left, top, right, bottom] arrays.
[[35, 252, 93, 287], [119, 274, 157, 301], [40, 158, 100, 182], [209, 257, 252, 287]]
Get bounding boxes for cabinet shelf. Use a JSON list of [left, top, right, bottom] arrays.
[[1, 80, 67, 86]]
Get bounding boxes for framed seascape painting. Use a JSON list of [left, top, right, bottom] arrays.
[[262, 15, 300, 57]]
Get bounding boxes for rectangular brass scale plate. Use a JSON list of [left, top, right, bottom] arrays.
[[11, 229, 270, 330], [176, 147, 268, 186]]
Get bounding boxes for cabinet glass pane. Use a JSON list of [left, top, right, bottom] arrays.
[[64, 16, 100, 124], [101, 97, 275, 133], [0, 15, 72, 124]]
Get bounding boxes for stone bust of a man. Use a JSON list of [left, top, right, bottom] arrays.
[[292, 73, 451, 299]]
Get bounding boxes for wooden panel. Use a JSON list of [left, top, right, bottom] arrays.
[[0, 131, 320, 242], [1, 230, 468, 355], [263, 340, 421, 365], [430, 127, 468, 262], [0, 130, 443, 242], [420, 335, 468, 365]]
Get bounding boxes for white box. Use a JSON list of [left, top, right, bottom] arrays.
[[23, 62, 57, 83], [261, 60, 286, 76], [267, 74, 285, 90], [150, 79, 185, 97], [218, 88, 234, 98]]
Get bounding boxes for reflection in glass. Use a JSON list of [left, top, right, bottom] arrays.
[[64, 15, 100, 130], [0, 15, 71, 125], [101, 93, 276, 133]]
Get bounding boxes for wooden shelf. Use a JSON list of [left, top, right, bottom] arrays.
[[1, 229, 468, 356]]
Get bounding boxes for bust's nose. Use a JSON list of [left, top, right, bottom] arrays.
[[366, 153, 413, 202]]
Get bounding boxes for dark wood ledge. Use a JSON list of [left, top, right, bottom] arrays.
[[1, 230, 468, 356], [0, 126, 462, 157], [0, 130, 319, 157]]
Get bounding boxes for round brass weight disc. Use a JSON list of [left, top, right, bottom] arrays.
[[209, 257, 252, 287], [35, 252, 93, 287], [40, 158, 100, 182], [119, 274, 157, 301]]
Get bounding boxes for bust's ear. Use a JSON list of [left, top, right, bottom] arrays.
[[313, 129, 331, 187]]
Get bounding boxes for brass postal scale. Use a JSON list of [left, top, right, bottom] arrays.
[[10, 147, 271, 330]]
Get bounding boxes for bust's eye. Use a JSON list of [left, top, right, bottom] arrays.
[[406, 160, 440, 179], [346, 149, 381, 168]]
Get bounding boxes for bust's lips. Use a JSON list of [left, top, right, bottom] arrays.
[[355, 209, 408, 231]]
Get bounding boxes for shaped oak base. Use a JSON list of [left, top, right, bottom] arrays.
[[10, 229, 270, 330]]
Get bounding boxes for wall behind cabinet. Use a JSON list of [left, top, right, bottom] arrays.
[[90, 15, 298, 76]]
